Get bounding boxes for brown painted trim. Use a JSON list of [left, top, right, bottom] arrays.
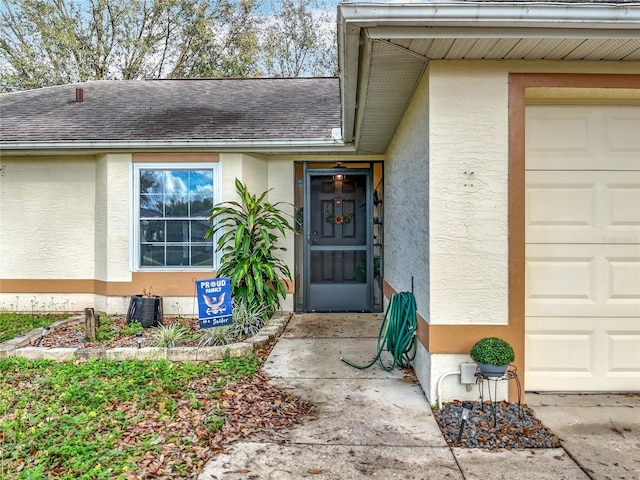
[[509, 73, 640, 90], [508, 72, 640, 396], [0, 279, 97, 294], [132, 153, 219, 163], [1, 274, 295, 297]]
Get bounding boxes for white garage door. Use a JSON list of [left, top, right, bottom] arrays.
[[525, 104, 640, 392]]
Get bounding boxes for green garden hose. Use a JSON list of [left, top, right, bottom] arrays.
[[341, 292, 417, 372]]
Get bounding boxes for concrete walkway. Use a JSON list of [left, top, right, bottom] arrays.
[[199, 313, 640, 480]]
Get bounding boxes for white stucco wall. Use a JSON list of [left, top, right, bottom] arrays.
[[384, 68, 430, 319], [0, 156, 96, 279], [393, 60, 640, 403]]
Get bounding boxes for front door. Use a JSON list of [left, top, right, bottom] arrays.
[[304, 168, 373, 311]]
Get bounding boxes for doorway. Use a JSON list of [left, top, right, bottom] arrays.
[[302, 167, 374, 312]]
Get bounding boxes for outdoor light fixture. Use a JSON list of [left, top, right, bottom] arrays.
[[35, 325, 50, 347], [335, 173, 344, 181], [136, 331, 143, 348], [457, 401, 474, 442]]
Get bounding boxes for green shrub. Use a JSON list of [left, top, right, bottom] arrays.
[[470, 337, 514, 366]]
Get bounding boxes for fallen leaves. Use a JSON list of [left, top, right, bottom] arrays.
[[2, 360, 313, 479]]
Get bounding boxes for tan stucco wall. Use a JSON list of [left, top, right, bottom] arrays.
[[386, 60, 640, 402], [0, 152, 311, 313], [95, 153, 132, 283], [0, 156, 97, 280], [428, 61, 510, 327]]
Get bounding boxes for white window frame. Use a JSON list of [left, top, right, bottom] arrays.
[[131, 162, 221, 271]]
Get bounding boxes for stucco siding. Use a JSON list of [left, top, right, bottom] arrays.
[[268, 159, 296, 311], [1, 157, 96, 280], [95, 154, 131, 282], [428, 62, 510, 326], [384, 68, 430, 320]]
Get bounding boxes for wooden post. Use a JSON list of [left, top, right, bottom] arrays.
[[85, 307, 97, 342]]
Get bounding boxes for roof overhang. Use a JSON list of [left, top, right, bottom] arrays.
[[0, 138, 356, 156], [338, 1, 640, 154]]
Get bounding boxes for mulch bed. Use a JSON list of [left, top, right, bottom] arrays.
[[434, 400, 561, 449], [32, 316, 204, 348]]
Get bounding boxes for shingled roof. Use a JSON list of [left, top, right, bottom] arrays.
[[0, 77, 341, 148]]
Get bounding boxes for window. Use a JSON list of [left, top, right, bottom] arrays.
[[134, 164, 218, 268]]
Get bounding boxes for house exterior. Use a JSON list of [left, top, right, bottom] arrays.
[[1, 1, 639, 402]]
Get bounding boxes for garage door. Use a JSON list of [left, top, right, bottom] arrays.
[[525, 104, 640, 392]]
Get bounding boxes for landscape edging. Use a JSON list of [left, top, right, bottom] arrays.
[[0, 312, 291, 361]]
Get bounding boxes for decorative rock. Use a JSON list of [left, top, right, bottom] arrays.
[[434, 400, 561, 449]]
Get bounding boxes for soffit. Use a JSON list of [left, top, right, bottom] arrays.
[[342, 2, 640, 155]]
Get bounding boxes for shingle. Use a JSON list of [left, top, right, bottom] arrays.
[[0, 78, 341, 143]]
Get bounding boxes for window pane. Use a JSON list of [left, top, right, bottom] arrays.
[[191, 245, 214, 266], [140, 194, 163, 217], [191, 220, 211, 242], [141, 245, 164, 266], [166, 245, 190, 266], [166, 220, 189, 242], [140, 170, 162, 194], [141, 220, 164, 242], [190, 197, 213, 218], [189, 170, 214, 217]]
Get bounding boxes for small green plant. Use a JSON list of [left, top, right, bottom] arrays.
[[204, 408, 225, 433], [205, 178, 295, 315], [198, 325, 235, 347], [230, 298, 270, 338], [151, 323, 189, 348], [470, 337, 515, 366], [122, 320, 143, 336]]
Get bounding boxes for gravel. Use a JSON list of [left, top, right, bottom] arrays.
[[434, 400, 561, 449]]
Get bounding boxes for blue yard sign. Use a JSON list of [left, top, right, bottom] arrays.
[[196, 278, 233, 329]]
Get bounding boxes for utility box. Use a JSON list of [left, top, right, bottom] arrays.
[[460, 362, 478, 384]]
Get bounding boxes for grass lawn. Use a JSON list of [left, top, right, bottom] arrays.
[[0, 313, 70, 343], [0, 355, 285, 479]]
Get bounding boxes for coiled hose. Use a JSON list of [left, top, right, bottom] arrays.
[[341, 292, 417, 372]]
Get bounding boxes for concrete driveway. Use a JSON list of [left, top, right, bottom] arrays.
[[199, 313, 639, 480]]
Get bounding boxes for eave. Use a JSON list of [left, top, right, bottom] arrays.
[[338, 1, 640, 154]]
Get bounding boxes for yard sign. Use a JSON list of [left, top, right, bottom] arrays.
[[196, 278, 232, 329]]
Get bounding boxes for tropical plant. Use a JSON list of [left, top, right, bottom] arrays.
[[469, 337, 515, 366], [206, 178, 295, 314]]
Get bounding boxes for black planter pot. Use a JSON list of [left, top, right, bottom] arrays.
[[126, 295, 163, 328]]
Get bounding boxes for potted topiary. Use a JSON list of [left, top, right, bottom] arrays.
[[470, 337, 514, 378]]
